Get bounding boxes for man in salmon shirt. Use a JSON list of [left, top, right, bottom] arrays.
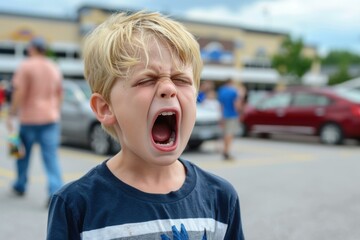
[[7, 37, 63, 206]]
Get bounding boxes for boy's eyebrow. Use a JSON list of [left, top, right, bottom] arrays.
[[138, 62, 188, 73], [135, 69, 189, 78]]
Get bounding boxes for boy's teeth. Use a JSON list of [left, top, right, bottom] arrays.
[[156, 132, 175, 146], [159, 111, 175, 116]]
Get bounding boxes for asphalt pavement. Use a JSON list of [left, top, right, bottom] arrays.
[[1, 118, 360, 240]]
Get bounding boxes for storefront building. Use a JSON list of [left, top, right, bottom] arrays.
[[0, 5, 324, 89]]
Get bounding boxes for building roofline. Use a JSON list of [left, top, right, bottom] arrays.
[[177, 17, 288, 36], [0, 10, 76, 22], [77, 4, 288, 37], [1, 4, 289, 37], [77, 4, 138, 19]]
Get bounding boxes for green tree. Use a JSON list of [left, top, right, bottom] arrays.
[[322, 50, 360, 65], [328, 62, 351, 86], [272, 36, 313, 83], [322, 50, 360, 86]]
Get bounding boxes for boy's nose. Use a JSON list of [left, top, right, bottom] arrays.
[[158, 79, 177, 98]]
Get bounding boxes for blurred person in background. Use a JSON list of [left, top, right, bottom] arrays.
[[0, 81, 5, 116], [200, 89, 222, 117], [5, 80, 14, 104], [217, 78, 242, 160], [236, 81, 248, 113], [197, 80, 214, 103], [6, 37, 63, 205]]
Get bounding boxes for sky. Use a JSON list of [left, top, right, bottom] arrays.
[[1, 0, 359, 56]]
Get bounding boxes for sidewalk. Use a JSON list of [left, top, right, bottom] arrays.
[[0, 118, 49, 239]]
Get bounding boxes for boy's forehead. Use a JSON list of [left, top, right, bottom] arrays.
[[134, 40, 187, 69], [121, 34, 196, 84]]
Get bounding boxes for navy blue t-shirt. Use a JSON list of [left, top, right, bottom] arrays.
[[47, 158, 245, 239]]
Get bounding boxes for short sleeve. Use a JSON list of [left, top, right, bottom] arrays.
[[223, 197, 245, 240], [47, 195, 81, 240]]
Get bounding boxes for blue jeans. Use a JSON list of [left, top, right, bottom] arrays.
[[13, 123, 63, 197]]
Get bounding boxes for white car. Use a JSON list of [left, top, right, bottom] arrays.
[[334, 77, 360, 91], [61, 80, 221, 154]]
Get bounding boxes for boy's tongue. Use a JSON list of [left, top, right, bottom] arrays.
[[152, 122, 171, 142]]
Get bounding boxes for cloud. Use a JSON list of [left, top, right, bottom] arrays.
[[185, 0, 360, 54], [1, 0, 359, 54]]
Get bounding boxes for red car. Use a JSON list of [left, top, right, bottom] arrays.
[[240, 86, 360, 145]]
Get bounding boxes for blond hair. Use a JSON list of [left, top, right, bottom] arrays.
[[83, 11, 203, 137]]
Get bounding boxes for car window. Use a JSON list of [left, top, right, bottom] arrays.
[[247, 90, 268, 106], [335, 88, 360, 103], [257, 92, 291, 109], [292, 93, 330, 107], [63, 86, 77, 102], [77, 82, 92, 99]]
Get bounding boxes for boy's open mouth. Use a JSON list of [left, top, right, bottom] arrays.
[[151, 111, 177, 147]]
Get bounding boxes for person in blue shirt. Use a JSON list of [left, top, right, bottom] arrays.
[[217, 79, 242, 160], [47, 11, 245, 240]]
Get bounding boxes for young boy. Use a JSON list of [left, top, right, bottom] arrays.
[[47, 11, 245, 240]]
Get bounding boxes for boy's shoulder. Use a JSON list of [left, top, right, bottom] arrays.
[[181, 159, 238, 198], [55, 160, 109, 200]]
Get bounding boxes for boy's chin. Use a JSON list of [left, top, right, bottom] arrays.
[[151, 156, 180, 167], [150, 147, 185, 164]]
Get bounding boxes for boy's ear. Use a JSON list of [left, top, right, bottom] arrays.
[[90, 93, 116, 126]]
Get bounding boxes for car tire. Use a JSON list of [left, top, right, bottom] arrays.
[[319, 123, 344, 145], [258, 132, 270, 139], [110, 139, 121, 153], [89, 124, 112, 155], [187, 140, 203, 151]]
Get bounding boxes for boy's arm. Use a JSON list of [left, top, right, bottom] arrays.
[[47, 195, 81, 240], [224, 197, 245, 240]]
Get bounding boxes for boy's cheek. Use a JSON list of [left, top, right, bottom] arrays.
[[183, 87, 198, 102]]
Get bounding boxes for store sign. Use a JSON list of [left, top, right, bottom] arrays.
[[11, 28, 35, 41], [198, 38, 234, 65]]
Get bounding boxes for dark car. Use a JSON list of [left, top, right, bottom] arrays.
[[61, 80, 221, 154], [61, 80, 120, 155], [239, 86, 360, 145]]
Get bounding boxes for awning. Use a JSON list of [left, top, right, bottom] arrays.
[[57, 59, 84, 76], [0, 56, 23, 72], [201, 65, 240, 80], [239, 68, 280, 84], [0, 57, 85, 77], [201, 65, 280, 84]]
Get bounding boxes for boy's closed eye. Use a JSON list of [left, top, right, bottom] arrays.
[[133, 76, 192, 87], [171, 76, 192, 86], [134, 78, 156, 87]]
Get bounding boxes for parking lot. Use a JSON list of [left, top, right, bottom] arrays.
[[1, 120, 360, 240]]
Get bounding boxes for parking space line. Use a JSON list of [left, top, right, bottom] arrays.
[[196, 153, 315, 170], [0, 167, 14, 178], [0, 142, 317, 186], [0, 179, 5, 187], [0, 167, 86, 185], [60, 149, 106, 162]]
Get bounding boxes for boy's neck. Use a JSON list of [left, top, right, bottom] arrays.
[[107, 154, 186, 194]]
